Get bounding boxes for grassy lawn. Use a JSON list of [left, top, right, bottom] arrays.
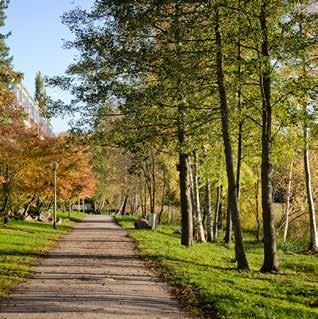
[[116, 215, 318, 319], [0, 211, 85, 296]]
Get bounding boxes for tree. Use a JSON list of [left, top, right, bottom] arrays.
[[0, 0, 12, 69], [213, 2, 249, 270], [258, 0, 279, 273], [35, 71, 48, 117]]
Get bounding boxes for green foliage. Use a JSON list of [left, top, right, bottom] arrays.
[[0, 0, 12, 69], [34, 71, 48, 117], [0, 211, 85, 296], [116, 215, 318, 319]]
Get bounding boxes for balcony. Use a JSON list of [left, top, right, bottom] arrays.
[[14, 84, 54, 136]]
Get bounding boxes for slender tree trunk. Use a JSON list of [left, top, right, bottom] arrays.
[[218, 186, 223, 229], [283, 159, 293, 243], [188, 159, 197, 238], [118, 194, 128, 215], [303, 127, 318, 251], [139, 176, 146, 218], [255, 171, 261, 242], [299, 16, 318, 250], [236, 3, 243, 202], [23, 194, 37, 217], [1, 167, 10, 216], [236, 123, 243, 201], [224, 204, 232, 243], [144, 182, 148, 218], [178, 152, 193, 246], [193, 151, 206, 242], [158, 165, 166, 224], [214, 3, 249, 270], [259, 1, 279, 272], [213, 185, 222, 241], [202, 146, 213, 241], [175, 1, 193, 246], [151, 153, 156, 214], [206, 179, 213, 242], [130, 192, 138, 214]]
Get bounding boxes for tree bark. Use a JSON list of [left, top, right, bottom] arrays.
[[255, 171, 261, 242], [158, 164, 166, 224], [193, 151, 206, 242], [259, 0, 279, 272], [213, 185, 221, 241], [303, 127, 318, 251], [178, 152, 193, 246], [214, 3, 249, 270], [151, 152, 156, 214], [224, 202, 232, 243], [188, 159, 197, 238], [206, 179, 213, 242], [283, 159, 293, 243], [175, 1, 193, 247], [236, 1, 243, 202], [118, 194, 128, 215]]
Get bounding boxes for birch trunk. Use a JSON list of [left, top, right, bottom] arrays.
[[193, 151, 206, 242], [303, 127, 318, 251], [206, 179, 213, 242]]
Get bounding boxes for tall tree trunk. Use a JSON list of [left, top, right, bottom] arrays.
[[255, 170, 261, 242], [236, 123, 243, 201], [151, 153, 156, 214], [283, 159, 293, 243], [205, 179, 213, 242], [139, 176, 146, 218], [303, 126, 318, 251], [224, 203, 232, 243], [218, 187, 223, 229], [175, 1, 193, 247], [236, 0, 243, 202], [193, 151, 206, 242], [178, 152, 193, 246], [213, 185, 221, 241], [158, 164, 167, 224], [144, 182, 148, 218], [118, 194, 128, 215], [259, 1, 279, 272], [214, 3, 249, 270], [188, 159, 197, 238], [202, 146, 213, 242]]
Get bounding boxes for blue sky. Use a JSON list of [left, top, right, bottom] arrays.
[[6, 0, 93, 133]]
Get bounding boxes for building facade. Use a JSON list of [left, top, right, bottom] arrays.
[[14, 84, 53, 136]]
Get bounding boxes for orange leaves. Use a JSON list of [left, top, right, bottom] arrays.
[[0, 69, 96, 211], [0, 106, 96, 211], [38, 134, 96, 202]]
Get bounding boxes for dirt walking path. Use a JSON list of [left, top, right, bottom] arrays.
[[0, 215, 190, 319]]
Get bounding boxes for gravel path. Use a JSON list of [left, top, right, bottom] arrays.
[[0, 215, 189, 318]]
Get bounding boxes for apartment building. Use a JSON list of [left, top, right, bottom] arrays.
[[14, 83, 53, 136]]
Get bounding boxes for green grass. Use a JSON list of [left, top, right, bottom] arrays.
[[0, 211, 85, 296], [116, 215, 318, 319]]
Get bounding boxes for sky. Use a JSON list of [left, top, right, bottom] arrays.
[[6, 0, 93, 133]]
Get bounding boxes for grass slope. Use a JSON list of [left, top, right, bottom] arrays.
[[116, 215, 318, 319], [0, 211, 85, 296]]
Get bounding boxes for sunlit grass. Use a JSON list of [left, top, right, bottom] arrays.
[[116, 215, 318, 319], [0, 211, 85, 296]]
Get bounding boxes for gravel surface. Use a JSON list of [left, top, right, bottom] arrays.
[[0, 215, 190, 318]]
